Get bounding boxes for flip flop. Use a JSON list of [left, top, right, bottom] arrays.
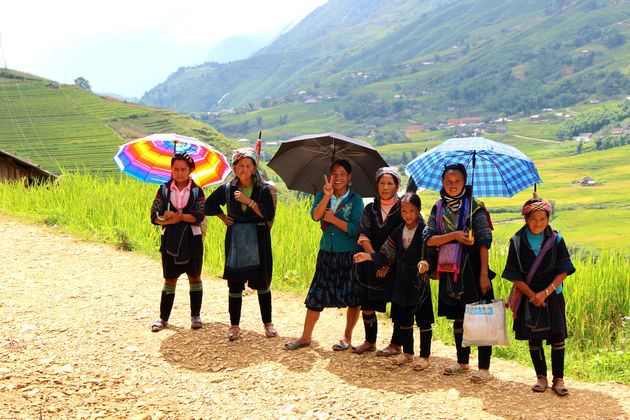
[[412, 357, 430, 371], [351, 343, 376, 354], [376, 346, 401, 357], [332, 340, 351, 351], [191, 316, 203, 330], [283, 340, 309, 351]]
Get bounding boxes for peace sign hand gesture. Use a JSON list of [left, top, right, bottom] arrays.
[[323, 174, 333, 198]]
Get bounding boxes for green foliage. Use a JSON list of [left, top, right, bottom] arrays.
[[74, 76, 91, 91], [556, 101, 630, 140]]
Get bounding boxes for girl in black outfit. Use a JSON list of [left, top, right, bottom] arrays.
[[354, 183, 436, 370], [352, 167, 403, 355], [150, 152, 206, 332], [205, 148, 276, 341]]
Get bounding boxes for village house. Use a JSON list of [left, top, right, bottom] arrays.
[[575, 176, 597, 186], [447, 116, 484, 126], [405, 125, 425, 136], [611, 127, 624, 136], [0, 149, 57, 184]]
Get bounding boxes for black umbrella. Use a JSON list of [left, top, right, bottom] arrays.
[[267, 132, 389, 197]]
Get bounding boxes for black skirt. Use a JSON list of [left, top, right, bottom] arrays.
[[513, 291, 568, 344], [305, 250, 360, 312]]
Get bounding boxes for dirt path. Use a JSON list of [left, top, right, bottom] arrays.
[[512, 134, 561, 144], [1, 218, 628, 419]]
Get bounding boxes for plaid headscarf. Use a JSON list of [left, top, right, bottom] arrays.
[[375, 166, 401, 185], [231, 147, 263, 186], [522, 200, 552, 216]]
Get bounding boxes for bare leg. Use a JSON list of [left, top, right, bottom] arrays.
[[294, 309, 320, 345], [342, 306, 361, 345]]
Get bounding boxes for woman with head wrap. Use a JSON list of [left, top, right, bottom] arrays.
[[351, 167, 404, 355], [502, 197, 575, 396], [205, 148, 277, 341]]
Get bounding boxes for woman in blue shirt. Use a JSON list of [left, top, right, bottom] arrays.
[[284, 159, 364, 351]]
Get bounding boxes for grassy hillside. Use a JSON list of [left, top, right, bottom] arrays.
[[0, 69, 235, 175]]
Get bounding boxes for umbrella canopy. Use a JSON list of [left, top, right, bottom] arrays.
[[113, 133, 231, 188], [267, 132, 388, 197], [405, 137, 541, 197]]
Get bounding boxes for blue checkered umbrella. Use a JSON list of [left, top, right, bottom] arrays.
[[405, 137, 541, 197]]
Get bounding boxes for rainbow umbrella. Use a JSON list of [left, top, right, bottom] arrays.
[[113, 133, 231, 188]]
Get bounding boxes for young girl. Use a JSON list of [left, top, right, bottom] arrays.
[[150, 152, 206, 332], [423, 163, 495, 382], [205, 148, 276, 341], [352, 167, 403, 355], [354, 183, 435, 370], [502, 197, 575, 396], [284, 159, 364, 351]]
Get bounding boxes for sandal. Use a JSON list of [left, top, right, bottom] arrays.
[[471, 370, 493, 383], [283, 340, 309, 351], [191, 316, 203, 329], [412, 357, 430, 371], [391, 353, 413, 366], [228, 326, 241, 341], [531, 376, 548, 392], [264, 324, 278, 338], [351, 342, 376, 354], [332, 340, 351, 351], [151, 319, 167, 332], [443, 363, 469, 375], [552, 378, 569, 397], [376, 345, 401, 357]]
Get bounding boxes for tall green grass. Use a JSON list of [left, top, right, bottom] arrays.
[[1, 172, 628, 383]]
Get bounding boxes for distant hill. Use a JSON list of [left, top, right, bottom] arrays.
[[0, 69, 235, 175], [140, 0, 630, 131], [205, 32, 277, 63]]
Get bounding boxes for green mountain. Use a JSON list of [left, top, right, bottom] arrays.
[[0, 69, 235, 175], [140, 0, 630, 139]]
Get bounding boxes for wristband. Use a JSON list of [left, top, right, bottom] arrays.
[[157, 215, 166, 221], [551, 283, 557, 291]]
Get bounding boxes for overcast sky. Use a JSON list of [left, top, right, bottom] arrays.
[[0, 0, 328, 98]]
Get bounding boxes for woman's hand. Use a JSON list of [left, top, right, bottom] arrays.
[[163, 210, 176, 219], [417, 260, 429, 274], [322, 208, 336, 223], [479, 272, 492, 294], [376, 266, 390, 278], [233, 190, 251, 205], [218, 214, 234, 227], [353, 252, 371, 263], [323, 174, 333, 198], [453, 231, 474, 246], [530, 292, 547, 307]]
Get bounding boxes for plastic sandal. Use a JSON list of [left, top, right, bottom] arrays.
[[228, 326, 241, 341], [412, 357, 430, 371], [283, 340, 309, 350], [391, 353, 413, 365], [471, 370, 493, 383], [191, 316, 203, 329], [264, 325, 278, 338], [351, 343, 376, 354], [376, 346, 401, 357], [151, 319, 166, 332], [531, 376, 548, 392], [552, 378, 569, 396], [443, 363, 469, 375]]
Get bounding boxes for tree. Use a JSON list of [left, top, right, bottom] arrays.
[[74, 77, 91, 91]]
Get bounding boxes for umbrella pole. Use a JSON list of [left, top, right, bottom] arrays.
[[469, 151, 476, 240]]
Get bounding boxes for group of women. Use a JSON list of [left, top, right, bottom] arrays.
[[149, 147, 575, 397]]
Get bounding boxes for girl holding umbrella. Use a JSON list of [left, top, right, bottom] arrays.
[[284, 159, 364, 351], [205, 148, 277, 340], [352, 167, 404, 355], [423, 163, 495, 382]]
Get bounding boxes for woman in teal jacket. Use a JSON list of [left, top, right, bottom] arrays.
[[284, 159, 364, 351]]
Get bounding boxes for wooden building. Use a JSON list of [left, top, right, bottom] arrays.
[[0, 149, 57, 184]]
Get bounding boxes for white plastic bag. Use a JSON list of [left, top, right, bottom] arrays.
[[462, 299, 510, 347]]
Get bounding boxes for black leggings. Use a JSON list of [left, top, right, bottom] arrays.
[[228, 281, 272, 325], [529, 339, 565, 379], [391, 304, 432, 357], [453, 320, 492, 369]]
